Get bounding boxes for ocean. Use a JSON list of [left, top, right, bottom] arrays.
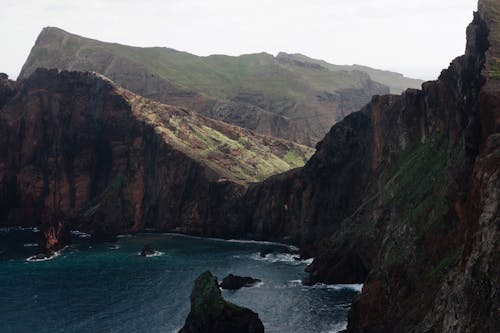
[[0, 228, 360, 333]]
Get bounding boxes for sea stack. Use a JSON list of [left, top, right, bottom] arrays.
[[179, 271, 264, 333]]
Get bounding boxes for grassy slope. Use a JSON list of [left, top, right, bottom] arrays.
[[481, 0, 500, 79], [276, 52, 424, 94], [125, 90, 314, 184], [23, 27, 396, 102]]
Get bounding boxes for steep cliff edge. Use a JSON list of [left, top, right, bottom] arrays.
[[18, 28, 393, 146], [242, 1, 499, 331], [0, 68, 312, 254]]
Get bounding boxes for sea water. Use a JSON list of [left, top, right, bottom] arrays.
[[0, 228, 361, 333]]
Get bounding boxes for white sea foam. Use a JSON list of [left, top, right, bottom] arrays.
[[253, 281, 264, 288], [26, 247, 66, 262], [70, 230, 91, 238], [117, 234, 133, 238], [287, 279, 303, 287], [0, 226, 39, 233], [250, 253, 310, 265], [163, 233, 298, 251], [326, 321, 348, 332], [109, 244, 120, 250], [312, 283, 363, 292], [138, 251, 164, 257], [23, 243, 38, 247]]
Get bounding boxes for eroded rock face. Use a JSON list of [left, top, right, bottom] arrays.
[[241, 1, 499, 331], [0, 68, 311, 252], [178, 271, 264, 333]]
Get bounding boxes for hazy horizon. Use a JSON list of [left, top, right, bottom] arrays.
[[1, 0, 478, 81]]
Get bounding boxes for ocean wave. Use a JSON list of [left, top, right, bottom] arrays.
[[109, 244, 120, 250], [26, 248, 66, 262], [163, 233, 298, 251], [23, 243, 38, 247], [312, 283, 363, 292], [117, 234, 133, 238], [285, 280, 363, 292], [250, 253, 310, 265], [325, 321, 347, 333], [70, 230, 91, 238], [0, 226, 39, 233], [138, 251, 164, 257], [287, 279, 303, 287]]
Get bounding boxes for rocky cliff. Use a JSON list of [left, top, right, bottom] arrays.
[[18, 28, 395, 146], [0, 68, 312, 254], [239, 1, 499, 331]]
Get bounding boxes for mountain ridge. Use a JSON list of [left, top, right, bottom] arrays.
[[18, 27, 417, 146]]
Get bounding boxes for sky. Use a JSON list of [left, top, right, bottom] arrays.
[[1, 0, 478, 81]]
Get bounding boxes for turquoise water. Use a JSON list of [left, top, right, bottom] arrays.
[[0, 229, 360, 333]]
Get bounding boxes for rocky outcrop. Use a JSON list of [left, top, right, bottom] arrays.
[[0, 68, 312, 253], [178, 271, 264, 333], [241, 1, 499, 331], [18, 28, 395, 146], [219, 274, 261, 290]]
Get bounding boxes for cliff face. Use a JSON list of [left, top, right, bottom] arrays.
[[0, 68, 312, 253], [18, 28, 394, 146], [242, 1, 499, 331]]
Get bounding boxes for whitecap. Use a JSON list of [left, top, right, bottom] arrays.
[[162, 233, 298, 252], [0, 226, 39, 233], [70, 230, 91, 238], [138, 251, 164, 257], [311, 283, 363, 292], [325, 321, 347, 333], [26, 248, 66, 262], [250, 253, 309, 265], [117, 234, 133, 238], [287, 279, 303, 287], [253, 281, 264, 288], [109, 244, 120, 250], [23, 243, 38, 247]]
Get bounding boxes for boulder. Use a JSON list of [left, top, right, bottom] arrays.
[[219, 274, 262, 290], [140, 244, 155, 256]]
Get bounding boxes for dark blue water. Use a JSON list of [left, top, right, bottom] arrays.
[[0, 228, 360, 333]]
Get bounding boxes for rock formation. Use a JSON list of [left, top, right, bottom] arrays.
[[219, 274, 262, 290], [0, 68, 312, 254], [239, 1, 499, 331], [178, 271, 264, 333]]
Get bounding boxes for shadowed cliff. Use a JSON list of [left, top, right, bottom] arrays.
[[0, 68, 312, 253], [240, 1, 499, 331]]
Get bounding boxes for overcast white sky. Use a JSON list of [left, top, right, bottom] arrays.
[[1, 0, 478, 80]]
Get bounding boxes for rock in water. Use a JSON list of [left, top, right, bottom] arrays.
[[219, 274, 262, 290], [140, 244, 155, 256], [179, 271, 264, 333]]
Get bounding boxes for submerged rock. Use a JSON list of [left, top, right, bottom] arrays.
[[140, 244, 156, 256], [219, 274, 262, 290], [259, 249, 272, 257], [179, 271, 264, 333]]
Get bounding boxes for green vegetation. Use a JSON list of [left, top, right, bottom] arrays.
[[276, 52, 424, 93], [191, 271, 226, 317], [21, 27, 421, 105], [487, 59, 500, 80], [131, 95, 314, 184], [375, 134, 456, 268]]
